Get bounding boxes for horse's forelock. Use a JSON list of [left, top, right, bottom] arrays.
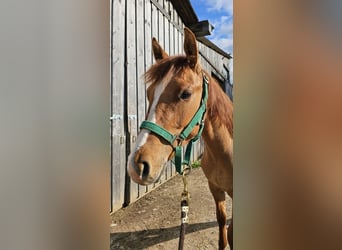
[[144, 56, 194, 87]]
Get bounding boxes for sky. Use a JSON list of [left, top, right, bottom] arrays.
[[190, 0, 233, 55]]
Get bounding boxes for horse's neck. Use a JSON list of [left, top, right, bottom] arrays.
[[202, 116, 233, 161], [201, 114, 233, 193]]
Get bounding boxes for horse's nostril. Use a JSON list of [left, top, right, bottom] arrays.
[[141, 161, 150, 178]]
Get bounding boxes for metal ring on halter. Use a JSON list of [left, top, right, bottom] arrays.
[[182, 165, 191, 176]]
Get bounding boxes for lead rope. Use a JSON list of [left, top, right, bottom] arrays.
[[178, 167, 190, 250]]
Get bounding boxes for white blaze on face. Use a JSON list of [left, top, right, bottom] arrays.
[[127, 69, 173, 171]]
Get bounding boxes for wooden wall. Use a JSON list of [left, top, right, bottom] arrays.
[[111, 0, 230, 212], [198, 42, 231, 96]]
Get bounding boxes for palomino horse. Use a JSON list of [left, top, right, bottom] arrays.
[[127, 28, 233, 250]]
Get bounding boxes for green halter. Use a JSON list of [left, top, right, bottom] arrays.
[[140, 74, 209, 174]]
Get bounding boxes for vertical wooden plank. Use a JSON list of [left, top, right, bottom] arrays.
[[111, 0, 126, 212], [178, 16, 183, 54], [164, 0, 170, 55], [158, 6, 164, 50], [136, 0, 145, 139], [210, 49, 215, 72], [145, 0, 153, 71], [210, 49, 215, 71], [216, 51, 221, 75], [173, 9, 180, 55], [169, 3, 174, 56], [173, 8, 178, 55], [136, 0, 147, 195], [144, 0, 153, 192], [151, 2, 158, 64], [209, 47, 213, 69], [126, 0, 139, 202], [174, 27, 179, 55], [204, 46, 209, 72], [203, 43, 208, 71]]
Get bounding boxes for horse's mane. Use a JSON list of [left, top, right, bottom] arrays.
[[206, 74, 233, 137], [144, 56, 233, 137]]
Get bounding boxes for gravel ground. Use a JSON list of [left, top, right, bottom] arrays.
[[110, 168, 232, 250]]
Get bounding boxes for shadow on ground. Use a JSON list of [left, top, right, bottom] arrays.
[[111, 219, 232, 250], [111, 221, 217, 249]]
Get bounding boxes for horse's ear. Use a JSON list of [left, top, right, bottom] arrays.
[[152, 37, 168, 61], [184, 27, 198, 69]]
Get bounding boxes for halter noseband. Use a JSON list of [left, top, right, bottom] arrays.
[[140, 74, 209, 174]]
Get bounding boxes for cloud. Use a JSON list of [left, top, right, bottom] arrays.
[[212, 16, 233, 34], [193, 0, 233, 54], [211, 37, 233, 53], [210, 15, 233, 53], [191, 0, 233, 81], [203, 0, 233, 15]]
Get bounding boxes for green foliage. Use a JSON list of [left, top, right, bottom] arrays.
[[191, 160, 201, 169]]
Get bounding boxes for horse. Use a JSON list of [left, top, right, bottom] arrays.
[[127, 27, 233, 250]]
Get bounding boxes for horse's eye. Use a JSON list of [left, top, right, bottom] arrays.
[[180, 91, 192, 100]]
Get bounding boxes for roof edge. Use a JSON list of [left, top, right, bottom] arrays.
[[171, 0, 232, 59], [197, 37, 232, 59]]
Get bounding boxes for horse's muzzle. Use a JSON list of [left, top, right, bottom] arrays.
[[127, 152, 168, 186]]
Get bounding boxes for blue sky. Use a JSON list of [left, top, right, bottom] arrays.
[[190, 0, 233, 55]]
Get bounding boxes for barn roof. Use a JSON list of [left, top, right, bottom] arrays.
[[170, 0, 232, 59]]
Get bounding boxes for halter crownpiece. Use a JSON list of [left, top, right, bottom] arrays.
[[140, 73, 209, 174]]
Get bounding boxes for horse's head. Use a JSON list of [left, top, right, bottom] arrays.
[[128, 28, 205, 185]]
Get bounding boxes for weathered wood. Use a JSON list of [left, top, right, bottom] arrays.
[[136, 0, 147, 195], [126, 0, 139, 203], [111, 0, 126, 212], [169, 3, 174, 56], [163, 0, 170, 54], [174, 18, 179, 55], [144, 0, 153, 193], [178, 16, 183, 54], [158, 5, 164, 49], [151, 2, 158, 64]]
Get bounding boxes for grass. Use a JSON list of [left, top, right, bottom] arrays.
[[191, 160, 201, 169]]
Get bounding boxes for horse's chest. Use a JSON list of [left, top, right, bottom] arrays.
[[201, 154, 233, 193]]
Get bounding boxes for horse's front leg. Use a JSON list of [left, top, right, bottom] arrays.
[[208, 181, 228, 250], [228, 217, 233, 249]]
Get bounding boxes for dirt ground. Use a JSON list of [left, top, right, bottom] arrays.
[[110, 168, 232, 250]]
